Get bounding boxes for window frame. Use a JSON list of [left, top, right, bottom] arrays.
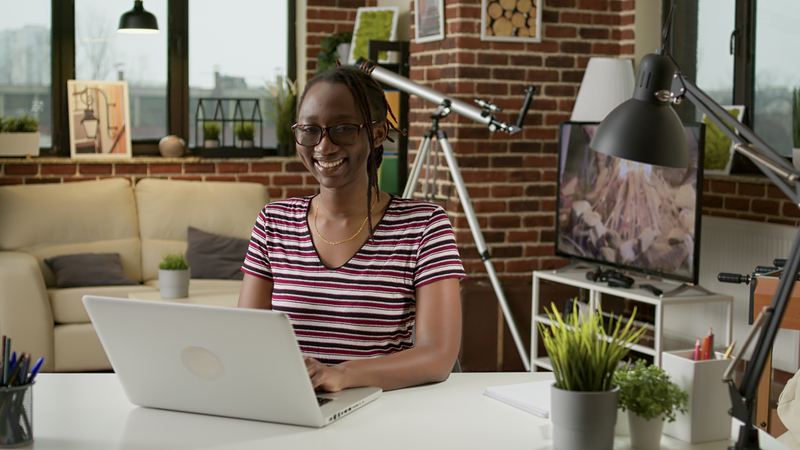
[[47, 0, 296, 157]]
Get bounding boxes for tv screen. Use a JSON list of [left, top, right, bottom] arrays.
[[555, 121, 705, 285]]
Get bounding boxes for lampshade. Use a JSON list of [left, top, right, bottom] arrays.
[[118, 0, 159, 34], [589, 52, 690, 168], [570, 57, 635, 122]]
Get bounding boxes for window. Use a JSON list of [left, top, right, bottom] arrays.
[[0, 0, 52, 147], [671, 0, 800, 170], [13, 0, 294, 156]]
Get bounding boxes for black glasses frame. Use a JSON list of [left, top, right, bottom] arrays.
[[291, 123, 367, 147]]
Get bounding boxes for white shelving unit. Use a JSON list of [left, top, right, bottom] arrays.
[[531, 269, 734, 369]]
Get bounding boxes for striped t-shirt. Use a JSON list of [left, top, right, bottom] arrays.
[[241, 195, 466, 365]]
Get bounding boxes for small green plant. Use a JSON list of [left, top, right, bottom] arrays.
[[0, 114, 39, 133], [792, 87, 800, 148], [203, 122, 221, 141], [234, 121, 255, 141], [539, 301, 647, 392], [316, 31, 353, 74], [613, 359, 689, 422], [158, 251, 189, 270], [264, 76, 297, 146]]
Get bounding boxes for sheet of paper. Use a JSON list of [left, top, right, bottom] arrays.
[[484, 380, 552, 418]]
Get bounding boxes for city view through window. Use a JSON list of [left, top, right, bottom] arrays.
[[1, 0, 288, 150]]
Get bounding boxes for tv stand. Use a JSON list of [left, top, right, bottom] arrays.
[[531, 268, 733, 367]]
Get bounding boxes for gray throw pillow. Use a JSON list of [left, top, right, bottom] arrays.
[[185, 227, 248, 280], [44, 253, 138, 288]]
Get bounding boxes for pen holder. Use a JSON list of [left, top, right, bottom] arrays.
[[0, 383, 33, 448], [661, 350, 730, 444]]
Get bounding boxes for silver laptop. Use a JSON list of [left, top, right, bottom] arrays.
[[82, 295, 381, 427]]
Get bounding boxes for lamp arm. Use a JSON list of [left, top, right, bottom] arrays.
[[671, 70, 800, 449], [671, 73, 800, 201]]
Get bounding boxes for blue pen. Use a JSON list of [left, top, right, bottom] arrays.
[[27, 357, 44, 384]]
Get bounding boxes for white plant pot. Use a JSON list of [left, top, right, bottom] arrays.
[[628, 412, 665, 450], [0, 132, 41, 157], [238, 140, 254, 148], [158, 268, 190, 299], [204, 139, 220, 148]]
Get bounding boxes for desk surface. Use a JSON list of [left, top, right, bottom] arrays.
[[31, 372, 787, 450]]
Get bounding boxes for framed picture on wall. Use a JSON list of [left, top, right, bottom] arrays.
[[415, 0, 445, 43], [67, 80, 132, 159], [480, 0, 542, 43], [348, 7, 400, 64]]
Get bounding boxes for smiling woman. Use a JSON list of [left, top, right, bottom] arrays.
[[238, 63, 467, 393]]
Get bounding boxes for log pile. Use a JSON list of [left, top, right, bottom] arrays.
[[484, 0, 537, 38]]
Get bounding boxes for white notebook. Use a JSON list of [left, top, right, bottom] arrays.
[[484, 380, 552, 418]]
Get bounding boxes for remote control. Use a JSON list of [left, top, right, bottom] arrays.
[[639, 284, 663, 296]]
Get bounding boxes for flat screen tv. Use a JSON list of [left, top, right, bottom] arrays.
[[555, 121, 705, 285]]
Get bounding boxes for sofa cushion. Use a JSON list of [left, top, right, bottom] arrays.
[[49, 285, 158, 324], [185, 227, 248, 280], [45, 253, 138, 288], [0, 178, 142, 287], [135, 179, 268, 282]]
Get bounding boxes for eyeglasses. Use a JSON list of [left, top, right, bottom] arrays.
[[291, 123, 367, 147]]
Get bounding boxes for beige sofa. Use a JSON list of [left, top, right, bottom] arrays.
[[0, 178, 269, 372]]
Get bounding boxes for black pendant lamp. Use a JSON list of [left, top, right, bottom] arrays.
[[118, 0, 159, 34]]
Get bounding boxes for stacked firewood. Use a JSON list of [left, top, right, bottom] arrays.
[[484, 0, 537, 38]]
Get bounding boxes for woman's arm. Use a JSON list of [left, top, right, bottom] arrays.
[[305, 277, 462, 392], [238, 273, 274, 309]]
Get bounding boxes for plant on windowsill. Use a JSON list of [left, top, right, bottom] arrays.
[[316, 31, 353, 74], [203, 122, 221, 148], [539, 301, 646, 450], [613, 359, 688, 450], [157, 251, 190, 299], [234, 121, 255, 148], [265, 76, 296, 156], [0, 114, 41, 157]]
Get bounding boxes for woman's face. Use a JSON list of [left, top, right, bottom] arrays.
[[295, 81, 383, 192]]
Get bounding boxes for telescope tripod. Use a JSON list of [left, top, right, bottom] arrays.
[[403, 103, 531, 371]]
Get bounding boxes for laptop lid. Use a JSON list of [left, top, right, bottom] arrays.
[[82, 295, 380, 428]]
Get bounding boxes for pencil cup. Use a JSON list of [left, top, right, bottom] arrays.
[[661, 350, 731, 444], [0, 384, 33, 448]]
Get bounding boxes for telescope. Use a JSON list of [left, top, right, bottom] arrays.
[[358, 58, 535, 135]]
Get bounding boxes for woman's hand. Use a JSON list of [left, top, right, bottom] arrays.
[[305, 356, 347, 392]]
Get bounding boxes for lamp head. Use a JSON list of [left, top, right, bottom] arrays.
[[118, 0, 159, 34], [589, 51, 690, 169]]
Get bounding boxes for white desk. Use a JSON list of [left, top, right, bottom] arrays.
[[128, 288, 240, 307], [30, 373, 788, 449]]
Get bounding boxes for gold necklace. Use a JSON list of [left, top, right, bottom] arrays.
[[313, 195, 377, 246]]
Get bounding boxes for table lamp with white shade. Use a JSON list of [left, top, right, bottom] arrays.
[[570, 57, 635, 122]]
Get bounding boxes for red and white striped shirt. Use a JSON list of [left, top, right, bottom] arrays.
[[241, 195, 466, 365]]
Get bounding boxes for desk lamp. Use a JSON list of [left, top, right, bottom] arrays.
[[589, 8, 800, 450]]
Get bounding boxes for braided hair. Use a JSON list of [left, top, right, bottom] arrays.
[[297, 60, 403, 239]]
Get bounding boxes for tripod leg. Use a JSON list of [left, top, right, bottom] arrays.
[[403, 131, 434, 199], [436, 131, 531, 371]]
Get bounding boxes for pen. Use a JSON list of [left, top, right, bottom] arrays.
[[27, 357, 44, 384], [693, 338, 701, 361], [723, 339, 737, 360], [2, 336, 8, 386], [708, 328, 714, 359]]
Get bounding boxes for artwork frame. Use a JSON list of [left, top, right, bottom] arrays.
[[67, 80, 132, 159], [415, 0, 445, 44], [480, 0, 541, 43], [702, 105, 745, 175], [348, 7, 400, 65]]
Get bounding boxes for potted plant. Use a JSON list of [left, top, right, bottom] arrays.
[[316, 31, 353, 74], [203, 122, 221, 148], [158, 251, 190, 299], [539, 301, 646, 450], [234, 121, 255, 148], [0, 114, 40, 157], [613, 359, 689, 450], [265, 76, 297, 156]]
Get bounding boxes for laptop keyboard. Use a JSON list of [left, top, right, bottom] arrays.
[[317, 396, 333, 406]]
